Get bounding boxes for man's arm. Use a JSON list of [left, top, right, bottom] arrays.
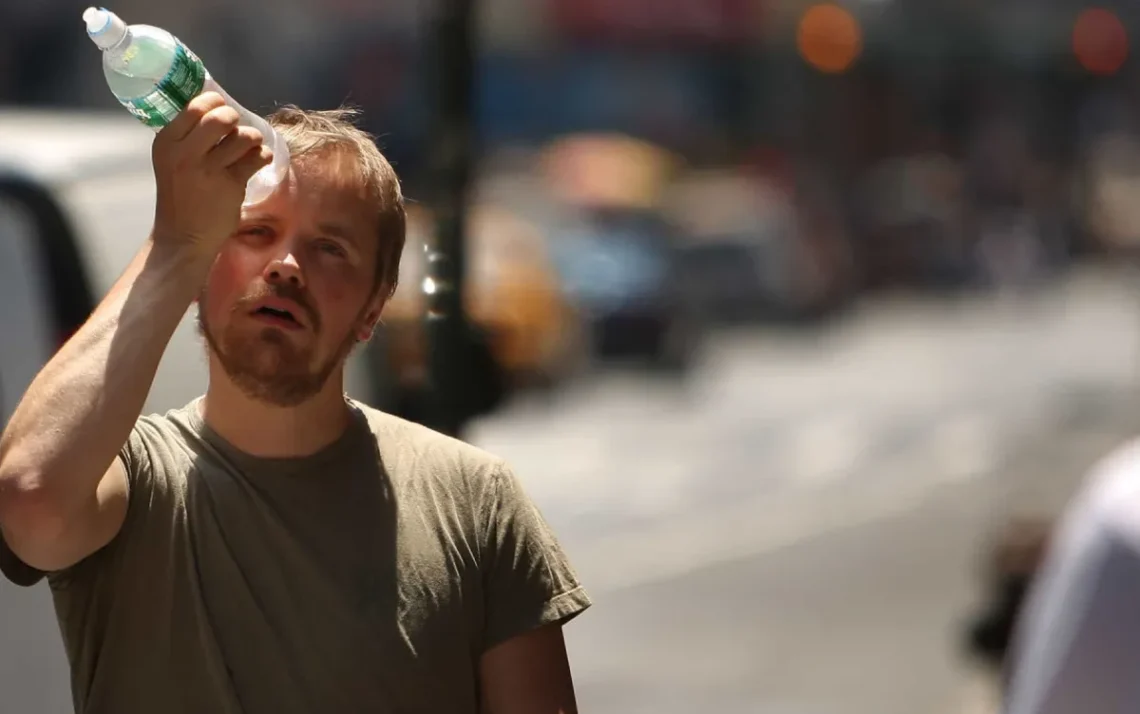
[[0, 91, 270, 574], [479, 624, 578, 714], [0, 241, 200, 572]]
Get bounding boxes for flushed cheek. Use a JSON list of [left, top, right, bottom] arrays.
[[323, 282, 350, 304], [201, 292, 234, 335], [213, 246, 263, 290], [316, 263, 368, 301], [203, 256, 254, 324], [312, 294, 367, 342], [312, 272, 369, 314]]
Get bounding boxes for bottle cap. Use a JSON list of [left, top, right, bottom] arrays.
[[83, 8, 128, 50]]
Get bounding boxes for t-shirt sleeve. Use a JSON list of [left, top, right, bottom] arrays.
[[479, 461, 592, 652], [0, 424, 150, 587], [1006, 470, 1140, 712], [0, 525, 44, 586]]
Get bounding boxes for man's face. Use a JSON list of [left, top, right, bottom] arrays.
[[198, 151, 385, 406]]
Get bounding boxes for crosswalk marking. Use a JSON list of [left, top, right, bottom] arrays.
[[929, 413, 1001, 483], [472, 399, 1038, 529], [784, 412, 870, 486], [469, 268, 1140, 558]]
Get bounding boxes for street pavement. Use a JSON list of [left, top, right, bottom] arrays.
[[466, 265, 1140, 713], [4, 265, 1140, 713]]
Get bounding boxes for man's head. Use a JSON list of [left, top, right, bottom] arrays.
[[197, 105, 406, 407]]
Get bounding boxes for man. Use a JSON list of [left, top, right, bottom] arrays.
[[0, 92, 591, 714], [1004, 442, 1140, 713]]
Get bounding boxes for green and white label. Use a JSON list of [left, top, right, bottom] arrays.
[[120, 41, 206, 129]]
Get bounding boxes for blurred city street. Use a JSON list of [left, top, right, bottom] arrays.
[[468, 265, 1140, 714], [8, 1, 1140, 711], [4, 265, 1139, 713]]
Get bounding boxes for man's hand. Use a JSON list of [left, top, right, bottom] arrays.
[[151, 91, 273, 260]]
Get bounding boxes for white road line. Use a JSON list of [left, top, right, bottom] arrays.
[[927, 412, 1001, 484], [573, 462, 956, 594], [784, 413, 872, 486], [623, 453, 694, 518], [566, 405, 1091, 594]]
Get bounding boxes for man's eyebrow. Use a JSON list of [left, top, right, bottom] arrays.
[[240, 213, 282, 224]]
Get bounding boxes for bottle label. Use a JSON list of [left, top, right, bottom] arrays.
[[119, 41, 206, 130]]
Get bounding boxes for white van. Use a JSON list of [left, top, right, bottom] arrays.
[[0, 109, 390, 712]]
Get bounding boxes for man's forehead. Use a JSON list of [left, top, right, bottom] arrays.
[[241, 163, 376, 238], [293, 148, 371, 195]]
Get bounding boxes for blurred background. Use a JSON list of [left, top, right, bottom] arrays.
[[6, 0, 1140, 711]]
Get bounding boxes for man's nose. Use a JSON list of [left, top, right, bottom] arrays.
[[265, 250, 304, 287]]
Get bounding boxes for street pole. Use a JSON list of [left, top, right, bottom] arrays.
[[424, 0, 475, 437]]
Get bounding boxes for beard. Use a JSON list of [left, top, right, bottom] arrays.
[[197, 286, 361, 407]]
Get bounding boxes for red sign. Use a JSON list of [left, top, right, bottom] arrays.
[[550, 0, 756, 44]]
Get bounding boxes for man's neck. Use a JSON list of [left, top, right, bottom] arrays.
[[201, 368, 353, 459]]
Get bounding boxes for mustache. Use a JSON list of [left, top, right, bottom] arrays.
[[235, 282, 322, 331]]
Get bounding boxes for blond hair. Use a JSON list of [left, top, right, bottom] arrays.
[[267, 105, 406, 298]]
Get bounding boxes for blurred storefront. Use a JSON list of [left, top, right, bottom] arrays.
[[3, 0, 1139, 287]]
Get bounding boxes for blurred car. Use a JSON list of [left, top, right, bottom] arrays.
[[0, 181, 76, 428], [377, 202, 584, 412], [667, 168, 858, 324], [540, 132, 677, 212], [537, 133, 702, 370], [545, 205, 700, 370], [665, 170, 786, 324]]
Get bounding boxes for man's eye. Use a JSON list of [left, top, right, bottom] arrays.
[[240, 226, 272, 238], [317, 240, 346, 257]]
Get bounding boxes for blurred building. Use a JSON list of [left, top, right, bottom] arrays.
[[3, 0, 1139, 289]]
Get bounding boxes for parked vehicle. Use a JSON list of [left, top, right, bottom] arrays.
[[545, 205, 701, 370], [537, 133, 702, 370], [667, 168, 858, 325], [380, 202, 584, 411]]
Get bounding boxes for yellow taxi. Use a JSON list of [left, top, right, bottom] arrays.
[[379, 202, 583, 392]]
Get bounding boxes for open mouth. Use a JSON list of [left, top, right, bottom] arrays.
[[252, 305, 303, 329]]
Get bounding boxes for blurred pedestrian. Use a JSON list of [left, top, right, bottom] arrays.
[[1004, 441, 1140, 713], [954, 517, 1052, 714], [966, 517, 1053, 677]]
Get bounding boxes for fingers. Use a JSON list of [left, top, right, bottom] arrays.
[[151, 89, 274, 195], [157, 91, 226, 144], [181, 104, 242, 159], [227, 145, 274, 184], [206, 125, 264, 171]]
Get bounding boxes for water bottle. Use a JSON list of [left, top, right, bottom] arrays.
[[82, 7, 290, 206]]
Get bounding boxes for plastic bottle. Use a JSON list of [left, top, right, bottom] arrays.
[[82, 7, 290, 206]]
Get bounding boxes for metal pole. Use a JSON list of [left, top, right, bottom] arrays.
[[424, 0, 475, 437]]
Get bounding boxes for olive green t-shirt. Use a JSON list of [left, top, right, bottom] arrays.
[[1, 399, 591, 714]]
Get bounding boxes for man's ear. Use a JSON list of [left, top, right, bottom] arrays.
[[355, 300, 386, 342]]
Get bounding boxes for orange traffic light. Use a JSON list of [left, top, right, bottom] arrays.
[[798, 3, 862, 74]]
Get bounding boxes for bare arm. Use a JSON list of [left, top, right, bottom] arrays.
[[0, 91, 271, 573], [479, 624, 579, 714], [0, 240, 205, 571]]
